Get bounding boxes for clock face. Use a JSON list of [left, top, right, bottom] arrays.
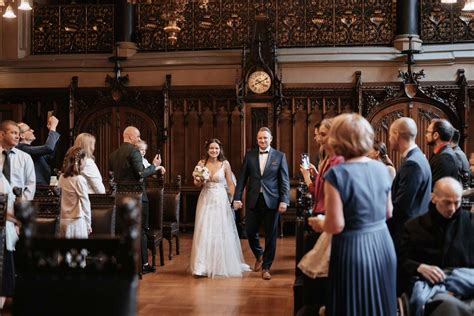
[[248, 71, 272, 94]]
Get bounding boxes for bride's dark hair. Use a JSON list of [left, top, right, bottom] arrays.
[[204, 138, 226, 163]]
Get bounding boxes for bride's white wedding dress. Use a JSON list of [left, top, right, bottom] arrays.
[[190, 163, 250, 277]]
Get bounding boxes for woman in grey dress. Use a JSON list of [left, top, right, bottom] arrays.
[[312, 113, 397, 316]]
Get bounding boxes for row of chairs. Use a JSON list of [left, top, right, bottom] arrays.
[[28, 173, 182, 270], [12, 194, 142, 316]]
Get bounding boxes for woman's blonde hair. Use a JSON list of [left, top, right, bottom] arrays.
[[74, 133, 96, 159], [328, 113, 374, 159]]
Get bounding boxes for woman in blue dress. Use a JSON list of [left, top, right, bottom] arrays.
[[312, 113, 397, 315]]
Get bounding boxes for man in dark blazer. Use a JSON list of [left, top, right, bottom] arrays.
[[109, 126, 163, 274], [233, 127, 290, 280], [398, 177, 474, 315], [17, 116, 60, 185], [387, 117, 432, 249], [426, 119, 461, 187]]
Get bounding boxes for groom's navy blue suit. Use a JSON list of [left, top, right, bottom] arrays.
[[234, 147, 290, 270]]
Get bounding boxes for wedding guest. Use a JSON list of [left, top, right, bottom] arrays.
[[0, 120, 36, 200], [58, 146, 91, 238], [300, 118, 344, 215], [0, 172, 18, 310], [398, 177, 474, 316], [17, 116, 60, 185], [388, 118, 431, 251], [368, 140, 396, 179], [312, 113, 397, 315], [109, 126, 163, 274], [74, 133, 105, 194], [190, 139, 250, 278], [426, 119, 460, 186]]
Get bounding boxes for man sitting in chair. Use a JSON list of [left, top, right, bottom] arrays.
[[398, 177, 474, 316]]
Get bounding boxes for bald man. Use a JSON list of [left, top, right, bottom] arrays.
[[109, 126, 162, 274], [387, 117, 432, 248], [398, 177, 474, 315]]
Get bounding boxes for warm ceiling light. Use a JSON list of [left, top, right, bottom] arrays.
[[463, 0, 474, 11], [18, 0, 32, 11], [441, 0, 457, 3], [3, 4, 16, 18]]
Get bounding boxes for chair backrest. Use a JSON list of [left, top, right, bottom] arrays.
[[163, 175, 181, 223], [115, 180, 144, 235], [13, 197, 141, 316], [89, 194, 116, 236], [32, 185, 61, 218], [147, 190, 164, 232]]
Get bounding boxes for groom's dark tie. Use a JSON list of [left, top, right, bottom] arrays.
[[259, 151, 269, 154]]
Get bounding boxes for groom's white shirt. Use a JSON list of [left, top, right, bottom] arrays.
[[259, 146, 270, 176]]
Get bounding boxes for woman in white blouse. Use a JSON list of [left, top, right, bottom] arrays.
[[74, 133, 105, 194], [58, 146, 92, 238]]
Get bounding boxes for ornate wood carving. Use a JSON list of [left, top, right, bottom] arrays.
[[421, 0, 474, 44], [32, 4, 114, 55], [31, 1, 474, 54]]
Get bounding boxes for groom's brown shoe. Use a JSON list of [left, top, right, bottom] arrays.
[[254, 256, 263, 272], [262, 269, 271, 280]]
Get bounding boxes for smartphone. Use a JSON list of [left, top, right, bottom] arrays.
[[301, 153, 310, 170], [47, 110, 54, 119]]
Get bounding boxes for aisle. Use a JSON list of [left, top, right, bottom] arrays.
[[137, 234, 295, 316]]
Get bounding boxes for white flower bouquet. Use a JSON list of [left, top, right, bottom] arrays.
[[192, 165, 210, 182]]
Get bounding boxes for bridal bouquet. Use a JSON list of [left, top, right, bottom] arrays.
[[192, 165, 210, 182]]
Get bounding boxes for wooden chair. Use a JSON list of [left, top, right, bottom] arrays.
[[163, 175, 181, 260], [89, 194, 116, 237], [280, 185, 298, 237], [13, 196, 141, 316], [146, 171, 165, 268], [31, 185, 61, 237]]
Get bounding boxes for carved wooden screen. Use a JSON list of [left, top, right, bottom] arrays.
[[76, 106, 159, 177], [167, 95, 243, 186], [277, 94, 355, 177], [369, 101, 448, 169]]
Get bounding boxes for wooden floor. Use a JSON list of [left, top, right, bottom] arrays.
[[137, 234, 296, 316]]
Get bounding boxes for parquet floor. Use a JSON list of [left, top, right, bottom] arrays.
[[137, 234, 296, 316]]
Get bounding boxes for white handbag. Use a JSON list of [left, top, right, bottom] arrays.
[[297, 232, 332, 278]]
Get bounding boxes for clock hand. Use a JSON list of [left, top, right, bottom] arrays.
[[255, 78, 270, 85]]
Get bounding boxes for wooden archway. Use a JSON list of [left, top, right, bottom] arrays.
[[368, 93, 459, 169]]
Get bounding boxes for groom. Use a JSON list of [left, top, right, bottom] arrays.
[[233, 127, 290, 280]]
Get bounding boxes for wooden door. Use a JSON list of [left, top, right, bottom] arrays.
[[76, 106, 159, 178], [370, 101, 449, 169]]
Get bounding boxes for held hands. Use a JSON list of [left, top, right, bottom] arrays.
[[417, 264, 446, 284], [233, 200, 243, 209]]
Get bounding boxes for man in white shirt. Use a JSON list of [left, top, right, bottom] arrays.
[[0, 120, 36, 200]]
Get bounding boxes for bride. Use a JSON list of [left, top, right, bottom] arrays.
[[190, 138, 250, 277]]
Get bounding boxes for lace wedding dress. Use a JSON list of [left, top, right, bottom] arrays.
[[190, 163, 250, 277]]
